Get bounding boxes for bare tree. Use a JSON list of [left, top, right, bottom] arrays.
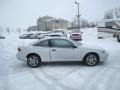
[[104, 7, 120, 19], [6, 27, 10, 34], [69, 17, 96, 29], [104, 10, 114, 19], [80, 19, 89, 28], [0, 26, 2, 33], [114, 7, 120, 18], [16, 28, 21, 34]]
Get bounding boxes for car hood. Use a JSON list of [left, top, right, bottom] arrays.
[[79, 43, 104, 51]]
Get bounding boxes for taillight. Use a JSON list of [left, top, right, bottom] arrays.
[[18, 48, 21, 52]]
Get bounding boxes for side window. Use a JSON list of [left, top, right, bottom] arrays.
[[51, 39, 74, 48], [33, 40, 49, 47]]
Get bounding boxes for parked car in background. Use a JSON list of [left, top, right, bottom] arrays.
[[97, 19, 120, 42], [29, 33, 41, 39], [42, 33, 63, 38], [17, 37, 108, 67], [53, 29, 67, 37], [37, 34, 44, 39], [29, 34, 37, 39], [70, 33, 82, 41], [0, 35, 5, 39], [19, 34, 33, 39], [70, 29, 82, 34], [70, 29, 82, 41], [36, 32, 49, 39], [50, 33, 63, 37]]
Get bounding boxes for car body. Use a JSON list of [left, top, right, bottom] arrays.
[[19, 34, 33, 39], [0, 35, 5, 39], [36, 32, 47, 39], [29, 33, 42, 39], [53, 29, 67, 37], [29, 34, 37, 39], [17, 37, 108, 67], [70, 29, 82, 33], [42, 33, 63, 38], [37, 34, 44, 39], [70, 33, 82, 41], [50, 33, 63, 37], [43, 34, 51, 38]]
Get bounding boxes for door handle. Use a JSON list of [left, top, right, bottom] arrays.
[[52, 49, 56, 51]]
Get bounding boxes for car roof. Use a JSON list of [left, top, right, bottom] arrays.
[[41, 37, 67, 40], [30, 37, 74, 46], [51, 33, 62, 35], [71, 33, 81, 34]]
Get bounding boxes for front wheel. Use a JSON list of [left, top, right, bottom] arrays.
[[27, 54, 41, 68], [83, 53, 99, 66]]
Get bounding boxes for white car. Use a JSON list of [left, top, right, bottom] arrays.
[[37, 34, 44, 39], [53, 30, 67, 37], [50, 33, 63, 37], [17, 37, 108, 67], [42, 33, 63, 38]]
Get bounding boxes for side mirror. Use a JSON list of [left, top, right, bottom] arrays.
[[72, 45, 77, 48]]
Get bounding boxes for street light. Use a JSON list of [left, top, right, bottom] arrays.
[[75, 1, 81, 30]]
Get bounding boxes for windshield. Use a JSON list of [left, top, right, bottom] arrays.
[[71, 40, 82, 46]]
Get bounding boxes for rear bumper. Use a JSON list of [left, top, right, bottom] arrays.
[[70, 36, 82, 41], [16, 52, 26, 62]]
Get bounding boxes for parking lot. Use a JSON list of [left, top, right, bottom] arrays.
[[0, 28, 120, 90]]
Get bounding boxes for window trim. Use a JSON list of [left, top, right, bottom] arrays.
[[50, 39, 75, 48], [33, 39, 50, 47]]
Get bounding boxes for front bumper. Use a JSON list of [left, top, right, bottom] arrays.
[[100, 52, 109, 62], [71, 37, 82, 41]]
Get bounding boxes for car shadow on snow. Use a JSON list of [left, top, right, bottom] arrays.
[[12, 61, 106, 70], [15, 61, 85, 68], [40, 61, 84, 67], [39, 61, 106, 67]]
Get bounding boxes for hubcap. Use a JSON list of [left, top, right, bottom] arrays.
[[28, 56, 39, 66], [86, 55, 97, 65]]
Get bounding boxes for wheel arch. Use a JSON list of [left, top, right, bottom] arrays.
[[83, 52, 100, 62], [26, 53, 41, 61]]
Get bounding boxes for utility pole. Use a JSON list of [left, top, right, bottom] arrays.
[[75, 1, 81, 30]]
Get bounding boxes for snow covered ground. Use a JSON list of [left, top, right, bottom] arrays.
[[0, 28, 120, 90]]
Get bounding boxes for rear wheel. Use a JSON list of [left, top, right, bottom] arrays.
[[27, 54, 41, 68], [83, 53, 99, 66]]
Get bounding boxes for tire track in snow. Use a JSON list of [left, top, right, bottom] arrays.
[[28, 68, 57, 90], [28, 66, 81, 90], [79, 67, 108, 90], [39, 66, 81, 90], [0, 40, 10, 90], [104, 66, 120, 90], [79, 65, 120, 90], [88, 67, 118, 90]]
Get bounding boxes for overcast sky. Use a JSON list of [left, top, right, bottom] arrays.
[[0, 0, 120, 29]]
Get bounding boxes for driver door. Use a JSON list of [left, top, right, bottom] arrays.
[[50, 39, 80, 61]]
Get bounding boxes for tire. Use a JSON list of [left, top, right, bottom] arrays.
[[117, 35, 120, 42], [27, 54, 41, 68], [83, 53, 99, 66]]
